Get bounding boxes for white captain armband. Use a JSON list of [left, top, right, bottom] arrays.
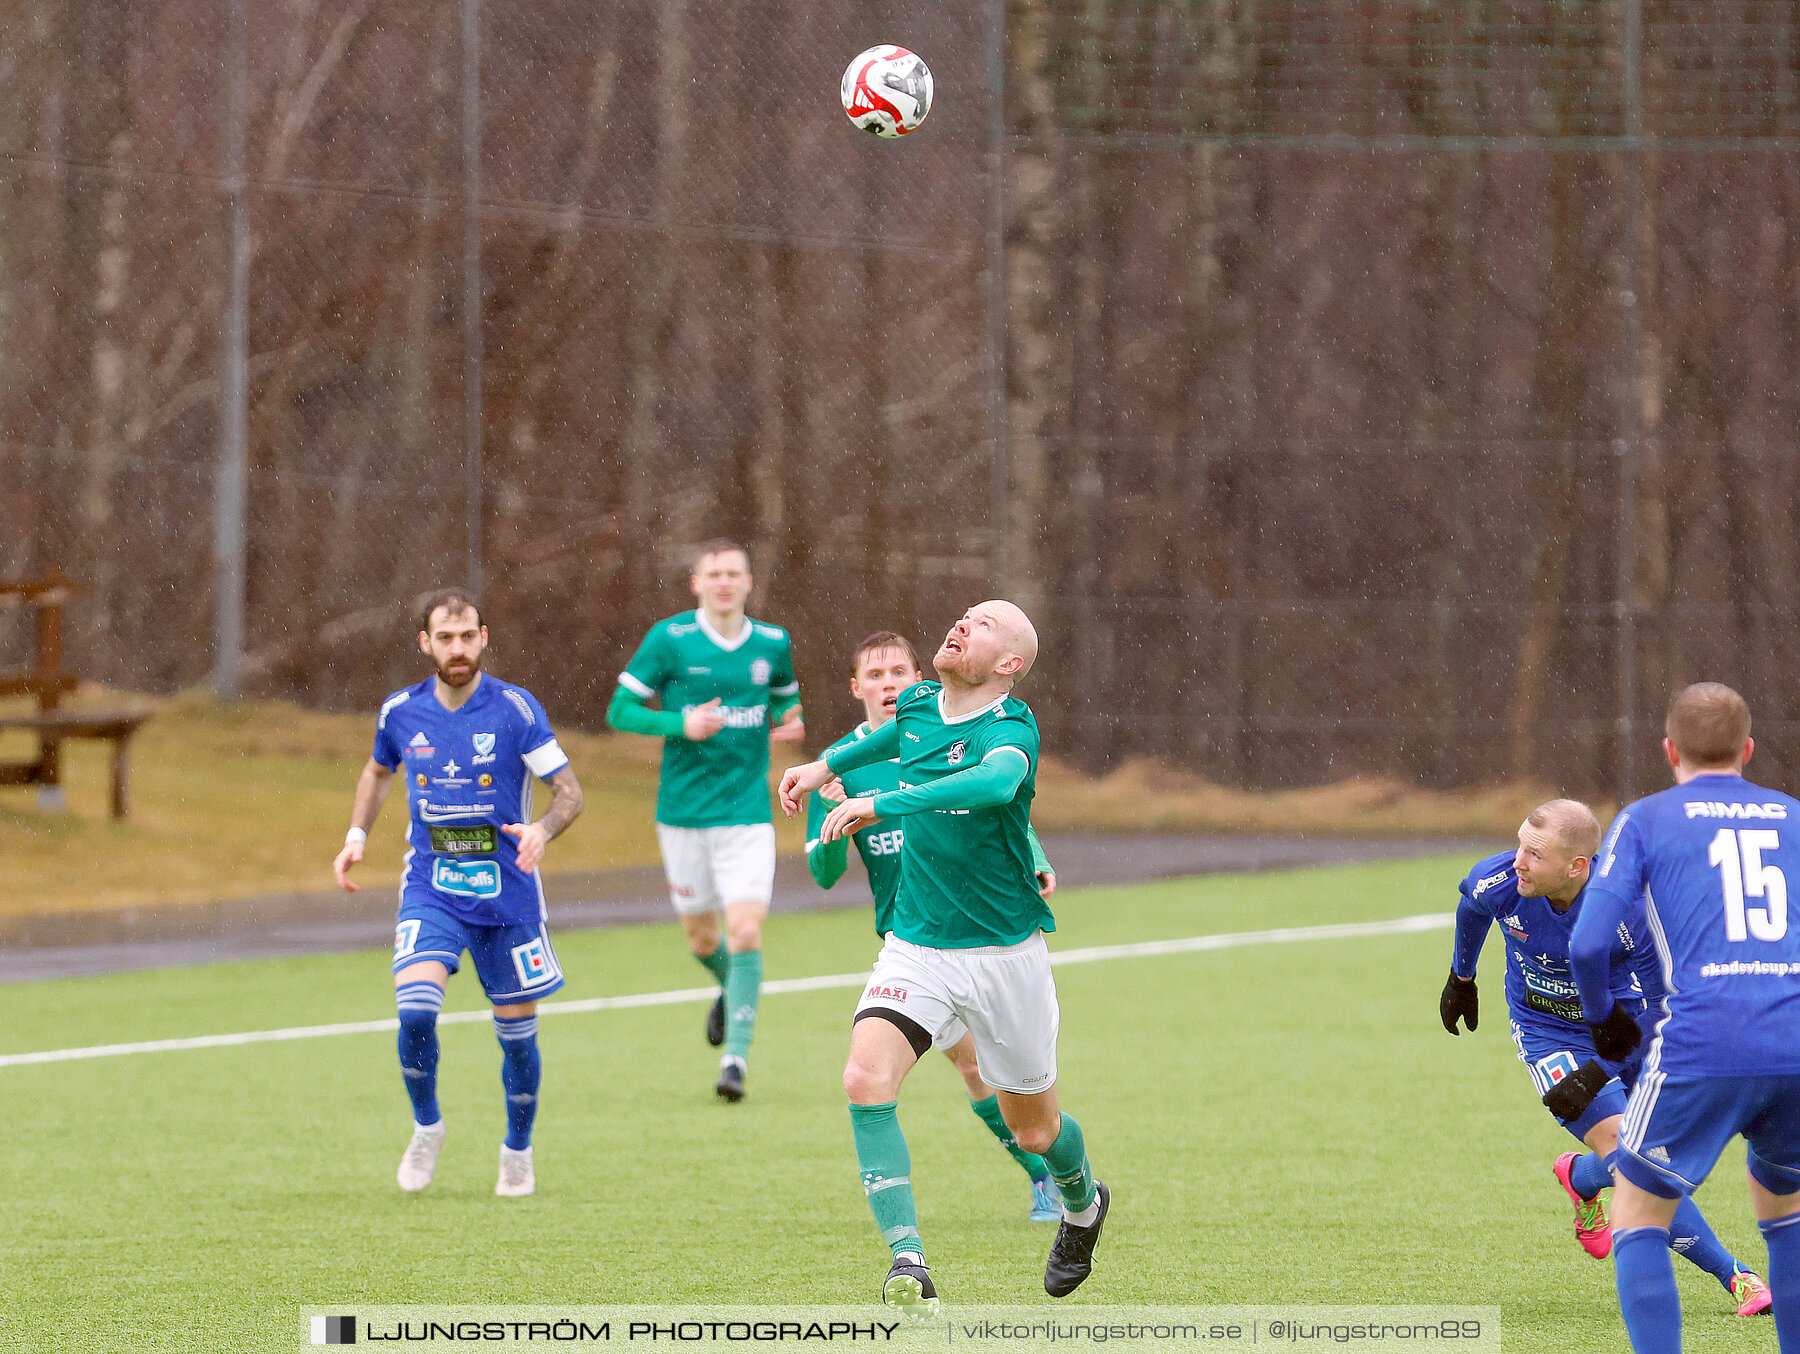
[[523, 739, 570, 778]]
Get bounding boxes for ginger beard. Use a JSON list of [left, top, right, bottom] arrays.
[[933, 601, 1036, 687]]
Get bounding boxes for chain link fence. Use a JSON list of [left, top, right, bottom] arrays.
[[2, 0, 1798, 801]]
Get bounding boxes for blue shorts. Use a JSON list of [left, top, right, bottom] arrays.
[[1511, 1015, 1641, 1144], [393, 890, 565, 1005], [1617, 1071, 1800, 1199]]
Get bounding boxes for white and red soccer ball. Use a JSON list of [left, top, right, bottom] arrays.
[[841, 45, 934, 138]]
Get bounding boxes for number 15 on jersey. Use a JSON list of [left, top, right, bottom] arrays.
[[1709, 828, 1789, 941]]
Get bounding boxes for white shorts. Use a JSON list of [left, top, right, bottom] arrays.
[[656, 823, 777, 915], [855, 932, 1059, 1094]]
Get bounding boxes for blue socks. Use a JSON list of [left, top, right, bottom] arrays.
[[397, 982, 542, 1150], [1569, 1149, 1743, 1290], [494, 1014, 541, 1151], [1614, 1225, 1681, 1354], [396, 981, 444, 1126], [1669, 1196, 1743, 1287], [1758, 1212, 1800, 1344], [1571, 1150, 1612, 1199]]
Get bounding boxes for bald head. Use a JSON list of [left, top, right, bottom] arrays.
[[981, 599, 1038, 682], [1514, 797, 1601, 902], [1526, 798, 1602, 861], [934, 600, 1041, 690]]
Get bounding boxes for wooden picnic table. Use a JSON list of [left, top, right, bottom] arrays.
[[0, 568, 151, 819], [0, 710, 150, 819]]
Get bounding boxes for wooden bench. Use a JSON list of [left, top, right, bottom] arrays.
[[0, 569, 149, 819]]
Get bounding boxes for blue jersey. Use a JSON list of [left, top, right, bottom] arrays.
[[1574, 773, 1800, 1078], [371, 675, 570, 927], [1453, 851, 1662, 1037]]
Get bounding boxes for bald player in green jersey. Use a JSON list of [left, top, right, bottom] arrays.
[[607, 539, 803, 1102], [782, 601, 1108, 1314], [807, 629, 1062, 1225]]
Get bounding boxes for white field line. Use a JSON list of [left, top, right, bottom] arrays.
[[0, 912, 1452, 1069]]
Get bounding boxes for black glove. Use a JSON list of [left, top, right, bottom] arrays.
[[1542, 1059, 1610, 1122], [1440, 971, 1478, 1035], [1590, 1005, 1642, 1062]]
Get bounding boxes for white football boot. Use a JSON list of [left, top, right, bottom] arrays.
[[397, 1121, 447, 1193], [495, 1145, 536, 1197]]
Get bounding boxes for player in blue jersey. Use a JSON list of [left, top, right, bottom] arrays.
[[1571, 684, 1800, 1352], [807, 631, 1062, 1224], [1444, 798, 1768, 1314], [332, 589, 584, 1198]]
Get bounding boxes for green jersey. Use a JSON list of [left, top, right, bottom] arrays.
[[614, 609, 799, 827], [826, 682, 1051, 949], [806, 724, 907, 934], [808, 721, 1054, 939]]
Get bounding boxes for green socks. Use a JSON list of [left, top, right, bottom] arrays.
[[849, 1101, 923, 1259], [1042, 1112, 1097, 1212], [724, 948, 762, 1059], [696, 943, 731, 986], [969, 1094, 1049, 1180]]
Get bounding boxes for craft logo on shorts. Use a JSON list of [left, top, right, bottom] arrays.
[[311, 1314, 356, 1344], [947, 739, 967, 765], [750, 658, 772, 686]]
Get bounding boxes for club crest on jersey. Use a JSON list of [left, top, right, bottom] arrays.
[[750, 658, 772, 686], [472, 733, 496, 764], [947, 739, 967, 765]]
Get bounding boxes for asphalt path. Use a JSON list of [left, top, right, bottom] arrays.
[[0, 833, 1488, 983]]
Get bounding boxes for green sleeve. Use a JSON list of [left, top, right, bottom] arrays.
[[770, 636, 800, 703], [1027, 824, 1052, 877], [606, 683, 685, 738], [826, 718, 902, 773], [870, 748, 1029, 818], [770, 690, 802, 725], [805, 788, 850, 889]]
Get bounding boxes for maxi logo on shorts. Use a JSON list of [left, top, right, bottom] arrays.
[[866, 984, 908, 1002]]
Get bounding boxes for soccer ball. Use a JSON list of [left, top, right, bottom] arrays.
[[841, 46, 934, 138]]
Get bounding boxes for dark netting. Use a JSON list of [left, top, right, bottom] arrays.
[[3, 0, 1798, 799]]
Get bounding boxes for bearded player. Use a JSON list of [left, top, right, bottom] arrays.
[[781, 601, 1107, 1314], [333, 589, 584, 1198], [807, 630, 1063, 1225]]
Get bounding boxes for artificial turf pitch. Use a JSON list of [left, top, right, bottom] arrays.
[[0, 855, 1778, 1351]]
